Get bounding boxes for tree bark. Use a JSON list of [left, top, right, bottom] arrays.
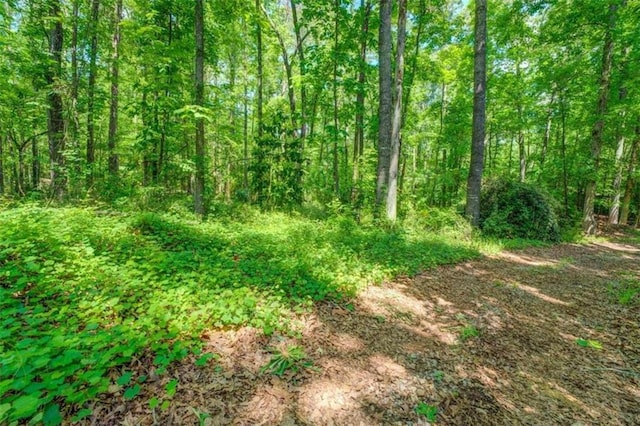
[[465, 0, 487, 226], [332, 0, 340, 196], [194, 0, 205, 215], [375, 0, 392, 209], [290, 0, 307, 139], [608, 49, 629, 225], [47, 0, 65, 200], [386, 0, 407, 221], [0, 136, 4, 195], [582, 2, 618, 234], [108, 0, 122, 177], [620, 120, 640, 224], [86, 0, 100, 187], [256, 0, 263, 138], [351, 0, 371, 202]]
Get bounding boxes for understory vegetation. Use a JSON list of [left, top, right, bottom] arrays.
[[0, 202, 484, 423]]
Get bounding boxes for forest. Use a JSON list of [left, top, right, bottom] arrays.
[[1, 0, 639, 424]]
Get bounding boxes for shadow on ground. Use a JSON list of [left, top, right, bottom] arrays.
[[89, 239, 640, 425]]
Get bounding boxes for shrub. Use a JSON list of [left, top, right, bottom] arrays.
[[479, 179, 561, 242]]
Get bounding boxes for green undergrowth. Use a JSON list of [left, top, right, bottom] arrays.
[[0, 205, 480, 423]]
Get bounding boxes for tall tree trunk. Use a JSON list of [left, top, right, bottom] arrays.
[[539, 90, 555, 171], [256, 0, 263, 138], [194, 0, 205, 215], [465, 0, 487, 226], [47, 0, 65, 200], [0, 136, 4, 195], [108, 0, 122, 176], [332, 0, 340, 196], [620, 120, 640, 224], [386, 0, 407, 221], [86, 0, 100, 187], [375, 0, 392, 208], [608, 49, 629, 224], [582, 2, 618, 234], [70, 0, 80, 185], [290, 0, 307, 139], [561, 100, 569, 217], [351, 0, 371, 202]]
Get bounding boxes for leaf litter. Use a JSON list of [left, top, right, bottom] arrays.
[[83, 234, 640, 425]]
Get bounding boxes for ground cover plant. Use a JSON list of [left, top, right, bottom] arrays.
[[0, 205, 480, 423]]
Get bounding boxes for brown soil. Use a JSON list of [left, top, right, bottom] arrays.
[[87, 238, 640, 425]]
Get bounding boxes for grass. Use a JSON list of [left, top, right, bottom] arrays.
[[0, 204, 482, 423]]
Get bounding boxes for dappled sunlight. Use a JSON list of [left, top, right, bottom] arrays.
[[495, 251, 559, 267], [234, 380, 294, 425], [331, 332, 366, 352], [408, 319, 458, 345], [203, 328, 268, 374], [359, 284, 431, 320], [517, 283, 569, 305], [591, 240, 640, 254]]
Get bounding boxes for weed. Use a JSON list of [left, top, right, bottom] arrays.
[[460, 325, 480, 341], [608, 276, 640, 305], [261, 345, 314, 377], [415, 402, 438, 422], [0, 205, 481, 423]]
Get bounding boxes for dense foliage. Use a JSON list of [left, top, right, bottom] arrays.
[[479, 179, 561, 241], [0, 205, 479, 423], [0, 1, 638, 227]]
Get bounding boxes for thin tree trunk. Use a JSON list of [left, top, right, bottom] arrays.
[[561, 101, 569, 217], [108, 0, 122, 176], [290, 0, 306, 139], [86, 0, 100, 187], [583, 2, 619, 234], [608, 49, 629, 224], [540, 90, 555, 171], [70, 0, 80, 184], [386, 0, 407, 221], [332, 0, 340, 196], [0, 136, 4, 195], [256, 0, 263, 138], [31, 136, 39, 190], [620, 119, 640, 224], [351, 0, 371, 202], [375, 0, 392, 208], [194, 0, 205, 215], [47, 0, 65, 200], [465, 0, 487, 226]]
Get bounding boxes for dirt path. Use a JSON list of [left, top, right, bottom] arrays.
[[93, 239, 640, 425]]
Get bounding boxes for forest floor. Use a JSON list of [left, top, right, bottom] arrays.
[[91, 232, 640, 425]]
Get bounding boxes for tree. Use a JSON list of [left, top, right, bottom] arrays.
[[465, 0, 487, 226], [194, 0, 206, 215], [108, 0, 122, 177], [386, 0, 407, 221], [376, 0, 392, 209], [46, 0, 65, 200], [582, 2, 619, 234]]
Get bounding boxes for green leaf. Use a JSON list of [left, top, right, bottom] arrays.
[[11, 394, 41, 419], [71, 408, 92, 422], [149, 397, 160, 409], [576, 338, 602, 349], [165, 379, 178, 398], [0, 403, 11, 421], [43, 404, 62, 426], [123, 384, 141, 400], [195, 353, 214, 367], [116, 372, 133, 386], [160, 400, 171, 411]]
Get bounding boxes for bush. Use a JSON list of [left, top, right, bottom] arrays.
[[479, 179, 560, 242]]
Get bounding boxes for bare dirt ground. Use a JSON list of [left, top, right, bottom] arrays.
[[90, 236, 640, 425]]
